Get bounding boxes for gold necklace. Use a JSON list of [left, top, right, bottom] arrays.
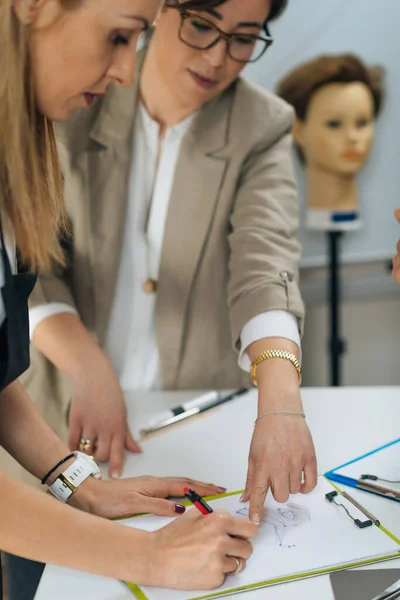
[[138, 103, 163, 295]]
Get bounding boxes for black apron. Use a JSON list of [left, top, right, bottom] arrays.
[[0, 223, 37, 597]]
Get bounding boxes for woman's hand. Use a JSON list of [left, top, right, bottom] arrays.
[[147, 509, 257, 590], [32, 313, 142, 478], [68, 355, 141, 479], [243, 395, 317, 524], [73, 475, 227, 520], [243, 339, 317, 525], [392, 207, 400, 283]]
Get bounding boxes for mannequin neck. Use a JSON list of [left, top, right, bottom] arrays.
[[307, 165, 359, 211]]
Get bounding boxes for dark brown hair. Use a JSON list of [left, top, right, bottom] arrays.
[[277, 53, 384, 121], [179, 0, 288, 24]]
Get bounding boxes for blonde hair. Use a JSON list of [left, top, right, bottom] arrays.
[[0, 0, 66, 271]]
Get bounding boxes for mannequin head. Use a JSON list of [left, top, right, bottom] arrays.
[[276, 54, 384, 175]]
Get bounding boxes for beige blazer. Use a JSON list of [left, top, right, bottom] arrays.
[[7, 52, 304, 486]]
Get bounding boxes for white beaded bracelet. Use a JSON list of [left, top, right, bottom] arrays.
[[254, 410, 306, 426]]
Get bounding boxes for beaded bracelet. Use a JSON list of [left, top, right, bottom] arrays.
[[41, 453, 75, 485]]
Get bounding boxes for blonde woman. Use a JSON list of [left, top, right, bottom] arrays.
[[0, 0, 256, 598]]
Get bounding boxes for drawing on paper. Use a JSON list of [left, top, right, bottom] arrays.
[[236, 503, 311, 548]]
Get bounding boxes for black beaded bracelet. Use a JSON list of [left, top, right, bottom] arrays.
[[41, 453, 75, 485]]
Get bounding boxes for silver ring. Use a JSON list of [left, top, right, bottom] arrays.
[[228, 557, 243, 576]]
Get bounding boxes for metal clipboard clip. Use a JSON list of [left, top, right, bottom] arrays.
[[357, 474, 400, 500], [325, 490, 380, 528]]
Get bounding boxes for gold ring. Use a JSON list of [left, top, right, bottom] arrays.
[[79, 438, 94, 454], [228, 557, 243, 576]]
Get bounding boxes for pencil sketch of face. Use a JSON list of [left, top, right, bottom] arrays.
[[237, 503, 311, 548]]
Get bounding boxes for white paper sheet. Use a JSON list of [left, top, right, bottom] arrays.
[[121, 477, 399, 600]]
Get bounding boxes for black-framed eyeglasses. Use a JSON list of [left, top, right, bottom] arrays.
[[166, 4, 274, 64]]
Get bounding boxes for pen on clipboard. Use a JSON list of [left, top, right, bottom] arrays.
[[357, 473, 400, 500], [140, 388, 249, 436]]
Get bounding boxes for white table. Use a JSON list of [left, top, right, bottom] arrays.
[[35, 387, 400, 599]]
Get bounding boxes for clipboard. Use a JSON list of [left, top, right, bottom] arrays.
[[325, 438, 400, 503], [121, 477, 400, 600]]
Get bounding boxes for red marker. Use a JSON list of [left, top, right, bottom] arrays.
[[184, 487, 213, 515]]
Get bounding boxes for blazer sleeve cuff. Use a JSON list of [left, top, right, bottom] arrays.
[[230, 278, 305, 352], [238, 310, 301, 372]]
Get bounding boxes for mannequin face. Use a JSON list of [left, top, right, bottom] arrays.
[[294, 82, 375, 176]]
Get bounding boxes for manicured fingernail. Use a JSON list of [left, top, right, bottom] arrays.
[[240, 494, 246, 502], [251, 514, 260, 525], [111, 471, 121, 479], [209, 484, 226, 490], [174, 504, 186, 514]]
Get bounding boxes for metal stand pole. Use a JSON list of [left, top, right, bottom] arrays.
[[327, 231, 347, 386]]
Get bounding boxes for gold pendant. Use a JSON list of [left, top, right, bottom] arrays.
[[142, 278, 158, 294]]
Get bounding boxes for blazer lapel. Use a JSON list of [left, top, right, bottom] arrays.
[[157, 87, 234, 388], [87, 53, 145, 343]]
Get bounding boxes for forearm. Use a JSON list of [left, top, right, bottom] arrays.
[[0, 470, 150, 583], [32, 312, 110, 382], [0, 381, 74, 480], [246, 337, 303, 411]]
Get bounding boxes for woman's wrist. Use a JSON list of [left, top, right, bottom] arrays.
[[45, 455, 77, 486], [69, 345, 111, 387], [246, 337, 302, 407], [254, 352, 303, 413], [257, 358, 300, 393], [68, 476, 100, 513]]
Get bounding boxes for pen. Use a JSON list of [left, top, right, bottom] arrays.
[[357, 479, 400, 500], [140, 388, 249, 436], [184, 488, 213, 515], [148, 390, 220, 427]]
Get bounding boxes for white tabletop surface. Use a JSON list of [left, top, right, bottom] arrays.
[[35, 386, 400, 599]]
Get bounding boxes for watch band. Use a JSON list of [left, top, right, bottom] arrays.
[[47, 457, 94, 503], [72, 451, 102, 480]]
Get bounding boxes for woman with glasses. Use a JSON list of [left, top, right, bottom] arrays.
[[0, 0, 257, 598], [14, 0, 317, 574]]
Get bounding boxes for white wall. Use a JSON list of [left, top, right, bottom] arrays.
[[243, 0, 400, 267]]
